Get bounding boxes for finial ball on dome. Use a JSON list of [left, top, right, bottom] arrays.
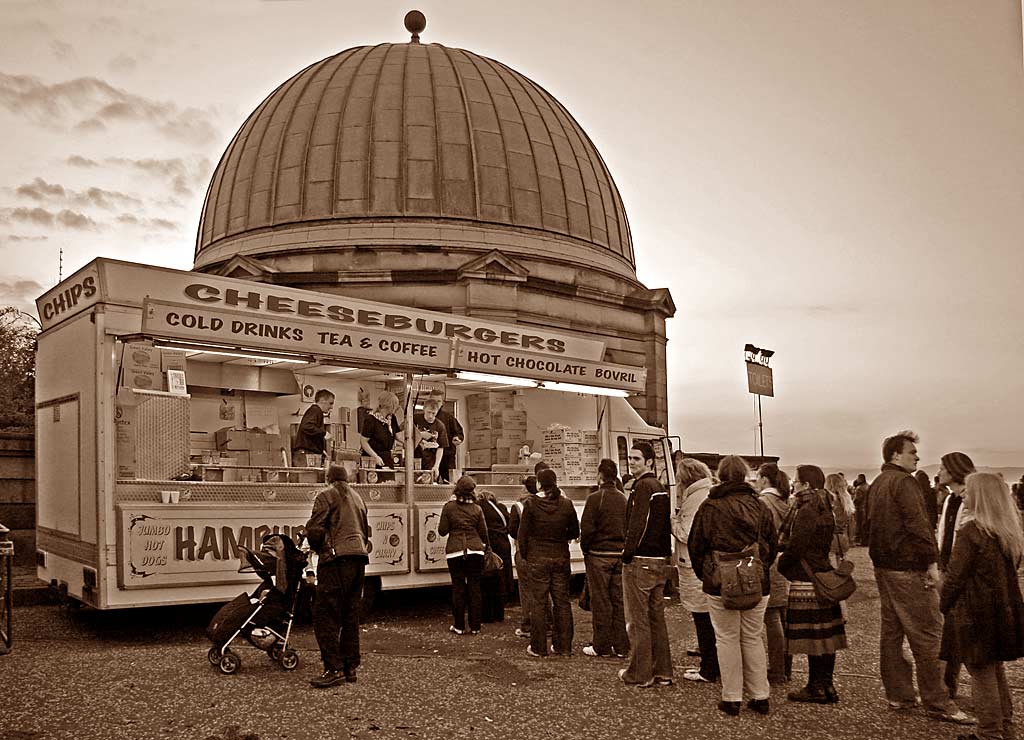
[[404, 10, 426, 41]]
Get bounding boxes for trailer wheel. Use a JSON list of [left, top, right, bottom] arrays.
[[279, 649, 299, 671], [219, 651, 240, 675], [207, 646, 222, 666]]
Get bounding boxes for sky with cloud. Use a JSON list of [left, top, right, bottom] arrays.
[[0, 0, 1022, 471]]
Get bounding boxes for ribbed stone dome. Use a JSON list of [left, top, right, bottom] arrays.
[[194, 41, 635, 274]]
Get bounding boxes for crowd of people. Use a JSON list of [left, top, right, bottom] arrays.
[[303, 433, 1024, 740]]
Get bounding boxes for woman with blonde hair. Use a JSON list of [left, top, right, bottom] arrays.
[[940, 473, 1024, 740], [359, 391, 404, 469], [824, 473, 855, 559], [672, 457, 719, 683]]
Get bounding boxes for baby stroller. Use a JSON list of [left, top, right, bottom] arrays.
[[206, 533, 307, 675]]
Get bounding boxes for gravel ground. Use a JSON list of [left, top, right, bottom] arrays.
[[2, 547, 1022, 740]]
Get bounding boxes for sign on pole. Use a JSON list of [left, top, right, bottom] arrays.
[[746, 361, 774, 397]]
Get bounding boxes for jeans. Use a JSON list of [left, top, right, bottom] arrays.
[[585, 554, 629, 656], [874, 568, 954, 714], [622, 558, 673, 684], [692, 611, 720, 680], [515, 550, 532, 631], [764, 606, 788, 682], [966, 661, 1013, 740], [707, 594, 770, 702], [447, 554, 484, 632], [313, 557, 365, 672], [527, 553, 574, 655]]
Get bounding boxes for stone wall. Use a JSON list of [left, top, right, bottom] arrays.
[[0, 432, 34, 567]]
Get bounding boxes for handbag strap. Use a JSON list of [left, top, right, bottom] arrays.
[[487, 499, 508, 529]]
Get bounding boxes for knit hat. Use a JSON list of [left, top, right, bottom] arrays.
[[941, 452, 975, 484], [537, 468, 558, 489]]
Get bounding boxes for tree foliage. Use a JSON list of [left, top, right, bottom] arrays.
[[0, 307, 38, 432]]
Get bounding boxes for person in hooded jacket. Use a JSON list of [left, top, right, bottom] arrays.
[[672, 457, 719, 683], [689, 455, 778, 716], [778, 464, 848, 704], [580, 458, 629, 658], [755, 462, 792, 685], [518, 467, 580, 657], [438, 476, 489, 635], [940, 472, 1024, 740]]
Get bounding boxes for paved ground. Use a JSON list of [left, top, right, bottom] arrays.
[[2, 547, 1021, 740]]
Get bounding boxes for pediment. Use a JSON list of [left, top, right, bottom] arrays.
[[456, 250, 529, 282], [208, 255, 279, 281]]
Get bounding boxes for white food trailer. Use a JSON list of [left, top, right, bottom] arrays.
[[34, 258, 674, 609]]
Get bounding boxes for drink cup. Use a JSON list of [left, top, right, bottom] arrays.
[[170, 491, 180, 504], [160, 490, 172, 504]]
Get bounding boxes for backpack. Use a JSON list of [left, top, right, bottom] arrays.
[[712, 544, 763, 610]]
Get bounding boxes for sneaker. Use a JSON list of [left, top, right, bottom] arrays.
[[927, 709, 975, 726], [583, 645, 612, 657], [309, 670, 345, 689], [682, 668, 711, 683], [343, 669, 357, 684], [888, 697, 922, 711], [747, 698, 770, 715], [526, 645, 545, 658], [449, 625, 464, 635], [617, 668, 655, 688], [514, 628, 530, 638], [469, 629, 480, 635], [653, 676, 674, 687]]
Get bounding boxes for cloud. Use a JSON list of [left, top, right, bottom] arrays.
[[13, 178, 144, 210], [0, 72, 218, 146], [67, 155, 98, 167], [1, 207, 96, 230], [108, 54, 138, 74], [56, 209, 97, 229], [0, 278, 45, 311], [116, 213, 180, 231], [3, 235, 49, 242], [106, 156, 212, 196], [7, 207, 54, 226], [16, 178, 66, 200]]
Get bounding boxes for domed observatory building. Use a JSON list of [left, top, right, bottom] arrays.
[[193, 13, 674, 427]]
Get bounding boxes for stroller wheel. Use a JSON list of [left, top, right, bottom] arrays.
[[279, 649, 299, 671], [207, 646, 222, 666], [219, 651, 241, 675]]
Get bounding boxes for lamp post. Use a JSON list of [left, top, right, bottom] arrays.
[[744, 345, 775, 457]]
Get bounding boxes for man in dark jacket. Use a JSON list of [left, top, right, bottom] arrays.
[[305, 464, 370, 688], [292, 389, 334, 466], [618, 441, 673, 687], [519, 468, 580, 657], [864, 431, 973, 725], [581, 458, 629, 658]]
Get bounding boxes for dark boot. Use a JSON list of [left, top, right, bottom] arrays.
[[718, 700, 741, 716], [820, 653, 838, 703], [788, 655, 828, 704]]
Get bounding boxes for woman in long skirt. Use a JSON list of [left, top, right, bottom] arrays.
[[778, 464, 848, 703]]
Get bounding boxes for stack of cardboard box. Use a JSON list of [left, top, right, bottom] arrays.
[[541, 427, 600, 484], [119, 341, 187, 393], [210, 428, 289, 481], [465, 392, 529, 469]]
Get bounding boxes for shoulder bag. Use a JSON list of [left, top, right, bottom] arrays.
[[713, 544, 763, 610], [801, 497, 857, 604]]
